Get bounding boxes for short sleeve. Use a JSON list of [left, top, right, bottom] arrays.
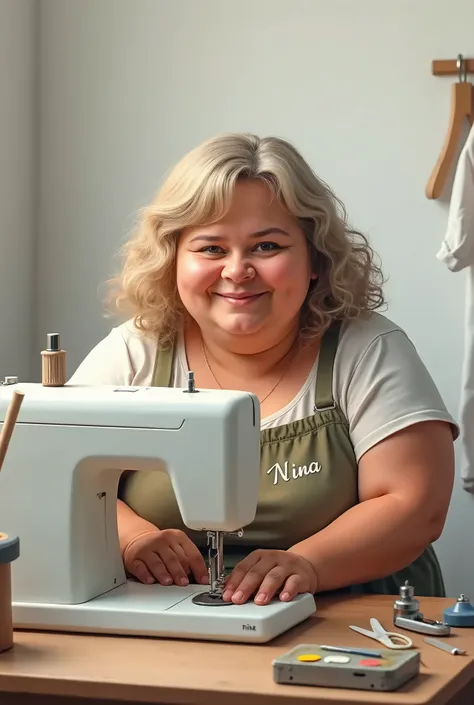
[[68, 327, 135, 386], [342, 330, 459, 461]]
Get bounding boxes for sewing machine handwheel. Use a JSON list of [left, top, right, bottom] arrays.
[[192, 592, 234, 607]]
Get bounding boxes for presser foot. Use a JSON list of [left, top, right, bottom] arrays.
[[191, 591, 233, 607], [192, 567, 232, 607]]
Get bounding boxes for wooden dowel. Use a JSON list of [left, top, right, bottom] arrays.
[[0, 390, 24, 472], [432, 58, 474, 76]]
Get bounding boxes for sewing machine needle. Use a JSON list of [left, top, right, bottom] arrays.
[[207, 531, 225, 596]]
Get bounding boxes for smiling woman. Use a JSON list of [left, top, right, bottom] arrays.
[[69, 133, 458, 604], [177, 182, 314, 348], [174, 179, 320, 413]]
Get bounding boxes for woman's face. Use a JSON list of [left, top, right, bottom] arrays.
[[176, 179, 315, 345]]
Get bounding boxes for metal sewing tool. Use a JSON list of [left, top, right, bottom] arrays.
[[393, 581, 451, 636], [424, 637, 466, 655], [349, 617, 413, 649], [192, 528, 244, 606], [1, 377, 18, 386]]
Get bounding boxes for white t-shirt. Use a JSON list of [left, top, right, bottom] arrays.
[[69, 311, 458, 462]]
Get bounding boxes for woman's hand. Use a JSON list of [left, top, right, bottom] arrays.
[[222, 549, 318, 605], [123, 528, 209, 587]]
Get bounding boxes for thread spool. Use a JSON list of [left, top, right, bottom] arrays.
[[41, 333, 66, 387], [0, 533, 19, 652]]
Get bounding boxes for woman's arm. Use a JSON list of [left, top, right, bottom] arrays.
[[288, 420, 454, 592], [117, 498, 160, 556]]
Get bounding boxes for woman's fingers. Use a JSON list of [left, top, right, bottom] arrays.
[[156, 543, 191, 585], [223, 552, 276, 603], [129, 557, 155, 584], [252, 566, 288, 604], [179, 536, 209, 584], [124, 529, 209, 586], [173, 543, 191, 574], [145, 551, 173, 585], [222, 549, 315, 604]]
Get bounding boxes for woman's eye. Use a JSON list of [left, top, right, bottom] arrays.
[[197, 242, 281, 255], [200, 245, 225, 254], [255, 242, 281, 252]]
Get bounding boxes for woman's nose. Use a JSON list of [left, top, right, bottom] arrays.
[[221, 256, 256, 282]]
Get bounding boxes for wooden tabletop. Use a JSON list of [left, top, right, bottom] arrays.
[[0, 594, 473, 705]]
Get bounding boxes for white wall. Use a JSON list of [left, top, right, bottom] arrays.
[[33, 0, 474, 597], [0, 0, 36, 381]]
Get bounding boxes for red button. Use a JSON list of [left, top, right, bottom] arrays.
[[359, 658, 381, 667]]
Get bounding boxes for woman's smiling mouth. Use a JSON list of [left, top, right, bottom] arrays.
[[214, 292, 267, 306]]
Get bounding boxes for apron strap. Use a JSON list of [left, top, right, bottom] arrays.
[[313, 319, 342, 411], [151, 337, 176, 387], [152, 321, 343, 403]]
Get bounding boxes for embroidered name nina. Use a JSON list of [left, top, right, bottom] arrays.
[[267, 461, 322, 485]]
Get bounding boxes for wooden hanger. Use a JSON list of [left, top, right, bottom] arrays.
[[426, 55, 474, 200]]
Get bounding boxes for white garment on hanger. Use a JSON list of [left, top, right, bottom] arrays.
[[437, 123, 474, 491]]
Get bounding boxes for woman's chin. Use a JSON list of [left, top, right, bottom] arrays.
[[215, 315, 268, 337]]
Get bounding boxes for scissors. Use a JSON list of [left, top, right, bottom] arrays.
[[349, 617, 413, 650]]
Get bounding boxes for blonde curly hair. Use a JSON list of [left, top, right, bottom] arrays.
[[106, 133, 385, 346]]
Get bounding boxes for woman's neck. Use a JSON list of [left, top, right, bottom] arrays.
[[186, 318, 301, 381]]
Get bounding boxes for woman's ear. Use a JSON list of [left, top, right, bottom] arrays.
[[310, 272, 318, 280]]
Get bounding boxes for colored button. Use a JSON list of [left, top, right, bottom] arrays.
[[359, 658, 382, 667], [298, 654, 321, 662], [324, 655, 350, 664]]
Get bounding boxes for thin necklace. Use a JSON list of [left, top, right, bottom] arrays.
[[200, 337, 299, 405]]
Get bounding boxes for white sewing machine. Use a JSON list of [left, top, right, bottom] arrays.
[[0, 377, 316, 643]]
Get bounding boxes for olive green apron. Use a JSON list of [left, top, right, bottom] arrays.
[[119, 322, 445, 597]]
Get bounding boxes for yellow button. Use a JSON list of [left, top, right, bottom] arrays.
[[298, 654, 321, 663]]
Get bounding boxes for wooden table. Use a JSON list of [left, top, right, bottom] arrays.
[[0, 594, 473, 705]]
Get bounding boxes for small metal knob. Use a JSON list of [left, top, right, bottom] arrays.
[[183, 370, 199, 393], [46, 333, 60, 352], [229, 529, 244, 538], [399, 581, 415, 599]]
